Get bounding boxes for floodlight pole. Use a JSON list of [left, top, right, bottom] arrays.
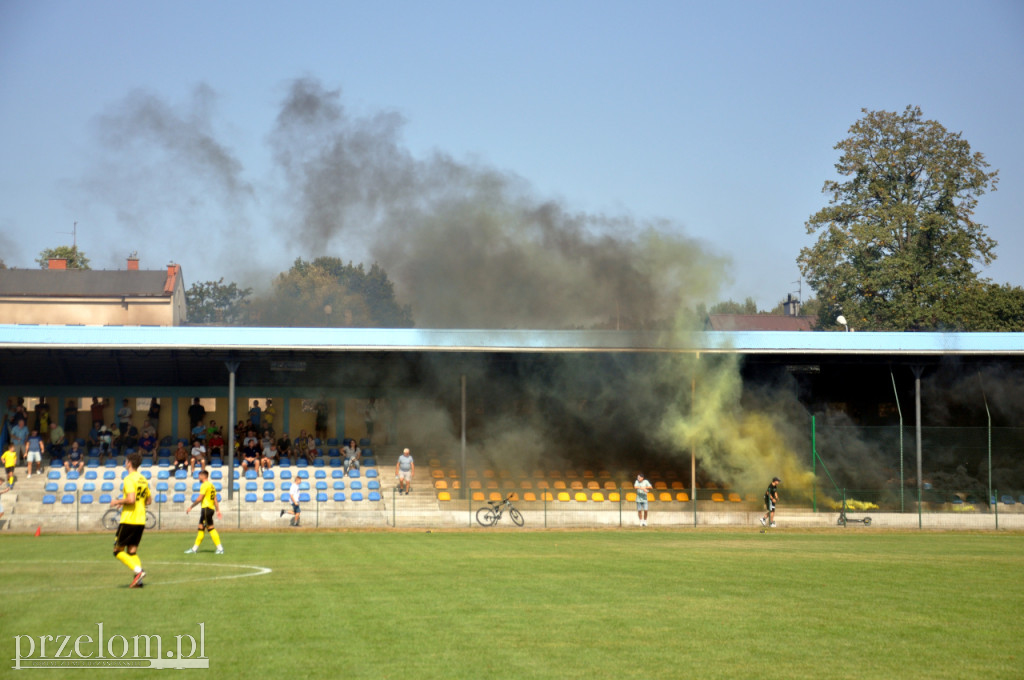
[[977, 372, 992, 512], [890, 371, 904, 513], [912, 366, 923, 529], [226, 361, 239, 501]]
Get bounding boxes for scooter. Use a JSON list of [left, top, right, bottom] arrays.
[[837, 505, 872, 527]]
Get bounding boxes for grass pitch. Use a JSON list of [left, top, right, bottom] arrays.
[[3, 528, 1021, 679]]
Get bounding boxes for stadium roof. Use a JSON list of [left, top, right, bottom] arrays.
[[1, 324, 1023, 356]]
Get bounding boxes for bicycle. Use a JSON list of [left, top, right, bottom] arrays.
[[476, 494, 524, 527], [102, 507, 157, 531]]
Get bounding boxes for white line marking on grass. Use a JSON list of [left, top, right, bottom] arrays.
[[3, 559, 272, 592]]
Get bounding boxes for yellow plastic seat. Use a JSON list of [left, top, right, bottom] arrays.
[[654, 481, 668, 490], [482, 469, 496, 478], [728, 492, 742, 503], [469, 480, 482, 490], [519, 480, 533, 490], [675, 492, 690, 502], [431, 469, 445, 479], [523, 492, 537, 502], [541, 492, 554, 502], [557, 492, 571, 502], [472, 492, 485, 502], [582, 470, 595, 479], [437, 491, 451, 501], [608, 492, 621, 502], [603, 481, 617, 490], [658, 492, 672, 502], [434, 479, 448, 490], [485, 479, 499, 489], [671, 481, 685, 490], [626, 492, 637, 502], [570, 480, 584, 490], [587, 480, 600, 490], [711, 492, 725, 502], [553, 480, 567, 490], [574, 492, 588, 502], [488, 492, 503, 502], [591, 492, 605, 502], [536, 480, 550, 490]]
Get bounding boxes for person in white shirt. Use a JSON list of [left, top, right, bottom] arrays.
[[634, 473, 653, 527], [281, 479, 302, 526]]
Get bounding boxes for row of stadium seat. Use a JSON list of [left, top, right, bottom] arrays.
[[53, 455, 378, 469], [46, 467, 376, 481], [42, 490, 384, 505], [433, 478, 706, 493], [437, 491, 708, 503]]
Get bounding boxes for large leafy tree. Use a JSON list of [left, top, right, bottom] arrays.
[[37, 246, 91, 269], [186, 278, 253, 325], [798, 106, 999, 330], [252, 257, 413, 327]]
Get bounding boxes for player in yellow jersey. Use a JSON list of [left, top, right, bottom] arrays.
[[111, 451, 151, 588], [2, 442, 17, 489], [185, 469, 223, 554]]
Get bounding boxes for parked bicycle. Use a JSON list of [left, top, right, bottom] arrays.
[[476, 494, 524, 527], [101, 507, 157, 531]]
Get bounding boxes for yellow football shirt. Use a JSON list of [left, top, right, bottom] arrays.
[[119, 470, 150, 525], [2, 448, 16, 468], [199, 480, 217, 510]]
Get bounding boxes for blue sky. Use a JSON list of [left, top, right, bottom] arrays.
[[1, 0, 1022, 317]]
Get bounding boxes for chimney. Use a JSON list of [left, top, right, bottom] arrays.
[[48, 258, 67, 270], [783, 294, 801, 317], [127, 257, 139, 270]]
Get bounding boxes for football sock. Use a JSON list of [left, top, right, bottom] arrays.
[[209, 529, 221, 547], [195, 530, 205, 547], [116, 551, 134, 571]]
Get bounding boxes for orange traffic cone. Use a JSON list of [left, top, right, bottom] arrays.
[[34, 526, 41, 537]]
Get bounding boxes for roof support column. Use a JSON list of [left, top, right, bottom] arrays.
[[226, 361, 239, 501]]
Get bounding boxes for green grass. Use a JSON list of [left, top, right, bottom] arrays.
[[3, 529, 1022, 679]]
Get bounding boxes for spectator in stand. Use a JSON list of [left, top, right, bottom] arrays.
[[208, 429, 225, 459], [191, 420, 207, 443], [276, 432, 293, 465], [189, 438, 207, 476], [122, 423, 139, 452], [188, 398, 206, 429], [65, 440, 85, 474], [97, 424, 114, 461], [305, 434, 318, 464], [146, 398, 160, 433], [139, 430, 157, 464], [89, 397, 105, 430], [172, 441, 189, 472], [24, 427, 45, 478], [249, 400, 262, 431], [9, 418, 29, 462], [49, 422, 66, 462], [395, 447, 414, 495], [205, 420, 220, 440], [260, 429, 274, 453], [261, 440, 279, 470], [264, 399, 276, 432], [140, 419, 156, 440], [342, 438, 361, 475], [294, 429, 309, 460], [116, 399, 132, 438], [64, 399, 79, 440], [87, 421, 102, 451], [240, 436, 260, 474], [35, 397, 50, 432]]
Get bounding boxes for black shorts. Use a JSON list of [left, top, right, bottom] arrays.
[[198, 507, 215, 528], [114, 523, 145, 550], [765, 497, 776, 512]]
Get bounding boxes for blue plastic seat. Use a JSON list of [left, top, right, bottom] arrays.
[[246, 481, 258, 492], [326, 437, 338, 446], [333, 492, 346, 502], [316, 481, 328, 491], [158, 448, 171, 458], [280, 470, 292, 479], [264, 481, 275, 491], [363, 458, 376, 467], [80, 494, 94, 504], [358, 438, 370, 447], [192, 482, 202, 492], [173, 493, 186, 503], [299, 493, 311, 503], [315, 469, 326, 479], [43, 494, 57, 505], [298, 470, 309, 479], [214, 482, 222, 492], [1001, 495, 1015, 505], [61, 494, 75, 504], [141, 470, 151, 479], [331, 469, 345, 479], [245, 493, 258, 503], [48, 470, 61, 480], [333, 481, 345, 491], [317, 492, 328, 502], [85, 470, 98, 480], [350, 492, 364, 501], [368, 480, 380, 490], [313, 458, 325, 467], [299, 481, 310, 491], [45, 482, 59, 492], [280, 482, 290, 490], [99, 493, 112, 504], [104, 458, 117, 468], [154, 493, 167, 503], [82, 482, 96, 492], [348, 469, 361, 478], [368, 491, 381, 501], [64, 482, 77, 492], [366, 469, 378, 479], [157, 470, 169, 480], [102, 482, 115, 492], [263, 493, 275, 503], [349, 480, 363, 491], [329, 458, 341, 468], [174, 482, 186, 492], [362, 448, 373, 458], [263, 470, 274, 480], [328, 448, 340, 457], [296, 458, 308, 467], [211, 470, 223, 480], [86, 458, 99, 468], [175, 469, 187, 479], [104, 470, 116, 480], [245, 469, 258, 479], [67, 470, 80, 480], [279, 492, 290, 502]]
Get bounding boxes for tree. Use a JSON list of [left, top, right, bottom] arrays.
[[251, 257, 413, 327], [798, 106, 999, 331], [37, 246, 91, 269], [708, 298, 759, 315], [185, 278, 253, 325]]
